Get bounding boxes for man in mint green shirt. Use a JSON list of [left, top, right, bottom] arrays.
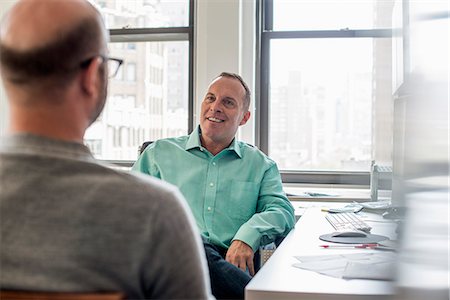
[[133, 72, 295, 299]]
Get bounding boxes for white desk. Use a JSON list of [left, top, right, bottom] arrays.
[[283, 184, 392, 202], [246, 206, 398, 300]]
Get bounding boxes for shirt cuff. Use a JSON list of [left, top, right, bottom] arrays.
[[233, 224, 262, 252]]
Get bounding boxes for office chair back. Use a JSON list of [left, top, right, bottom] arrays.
[[0, 290, 125, 300], [138, 141, 153, 156]]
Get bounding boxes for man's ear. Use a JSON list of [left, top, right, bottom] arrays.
[[81, 57, 102, 98], [239, 110, 251, 126]]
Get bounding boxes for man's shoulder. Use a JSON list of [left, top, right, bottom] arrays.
[[149, 135, 190, 150], [236, 140, 259, 152], [236, 141, 276, 165], [90, 161, 181, 204]]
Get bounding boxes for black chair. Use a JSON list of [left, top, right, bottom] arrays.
[[138, 141, 153, 156], [256, 236, 285, 271]]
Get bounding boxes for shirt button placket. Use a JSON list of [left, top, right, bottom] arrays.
[[204, 159, 218, 230]]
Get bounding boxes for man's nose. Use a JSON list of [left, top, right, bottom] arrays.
[[210, 100, 222, 112]]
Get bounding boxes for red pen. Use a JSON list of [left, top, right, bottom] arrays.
[[320, 244, 378, 249]]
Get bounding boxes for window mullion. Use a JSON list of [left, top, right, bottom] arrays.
[[262, 29, 393, 39]]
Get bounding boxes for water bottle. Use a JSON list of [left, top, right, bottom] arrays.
[[370, 160, 379, 201]]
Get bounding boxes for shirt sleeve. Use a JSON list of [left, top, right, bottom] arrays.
[[232, 163, 295, 252], [132, 144, 161, 178]]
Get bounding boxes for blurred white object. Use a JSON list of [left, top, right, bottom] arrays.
[[391, 1, 449, 299], [395, 190, 449, 299]]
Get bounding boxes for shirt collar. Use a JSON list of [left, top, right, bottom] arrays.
[[185, 125, 202, 151], [185, 125, 242, 158], [227, 137, 242, 158]]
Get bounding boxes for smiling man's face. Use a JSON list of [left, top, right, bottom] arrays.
[[199, 76, 250, 150]]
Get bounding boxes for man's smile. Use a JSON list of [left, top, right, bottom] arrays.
[[207, 117, 224, 123]]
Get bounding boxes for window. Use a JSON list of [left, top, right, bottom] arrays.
[[84, 139, 102, 156], [101, 0, 189, 29], [126, 63, 136, 82], [258, 0, 395, 183], [86, 0, 193, 161], [272, 1, 389, 31]]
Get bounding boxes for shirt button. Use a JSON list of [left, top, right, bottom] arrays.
[[207, 206, 212, 211], [209, 182, 214, 187], [212, 162, 216, 166]]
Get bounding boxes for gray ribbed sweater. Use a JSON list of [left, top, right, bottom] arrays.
[[0, 134, 212, 299]]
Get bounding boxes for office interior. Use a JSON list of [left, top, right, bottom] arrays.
[[0, 0, 448, 299]]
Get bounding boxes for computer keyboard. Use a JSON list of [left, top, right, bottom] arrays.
[[325, 212, 372, 233]]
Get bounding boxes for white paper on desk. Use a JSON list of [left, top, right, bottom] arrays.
[[343, 261, 395, 280], [293, 259, 348, 272], [294, 253, 370, 263], [293, 253, 397, 279], [293, 254, 363, 278]]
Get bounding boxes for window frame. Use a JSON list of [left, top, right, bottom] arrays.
[[98, 0, 195, 165], [255, 0, 395, 186]]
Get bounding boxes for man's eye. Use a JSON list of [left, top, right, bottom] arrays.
[[205, 96, 214, 102], [223, 99, 235, 107]]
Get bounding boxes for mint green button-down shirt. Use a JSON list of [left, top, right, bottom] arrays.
[[132, 126, 295, 252]]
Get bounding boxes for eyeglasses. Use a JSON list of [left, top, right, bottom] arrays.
[[103, 56, 123, 78], [80, 55, 124, 78]]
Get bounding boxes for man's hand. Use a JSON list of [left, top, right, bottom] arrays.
[[225, 240, 255, 276]]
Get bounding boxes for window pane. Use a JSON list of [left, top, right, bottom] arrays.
[[93, 0, 189, 29], [269, 38, 391, 171], [273, 0, 394, 30], [85, 41, 189, 160]]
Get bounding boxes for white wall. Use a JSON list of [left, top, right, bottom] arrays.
[[194, 0, 255, 144], [0, 0, 16, 137], [0, 0, 256, 143]]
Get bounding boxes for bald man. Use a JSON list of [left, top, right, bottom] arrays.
[[0, 1, 212, 299]]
